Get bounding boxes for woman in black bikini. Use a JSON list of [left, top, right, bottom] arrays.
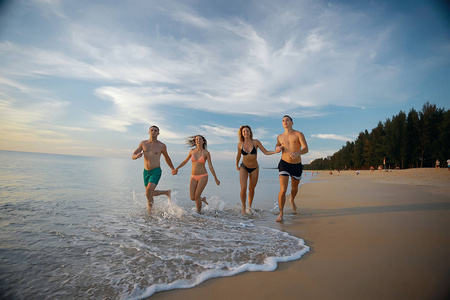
[[236, 125, 281, 215]]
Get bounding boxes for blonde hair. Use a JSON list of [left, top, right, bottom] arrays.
[[186, 135, 207, 149], [238, 125, 253, 143]]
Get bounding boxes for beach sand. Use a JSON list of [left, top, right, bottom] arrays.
[[150, 168, 450, 300]]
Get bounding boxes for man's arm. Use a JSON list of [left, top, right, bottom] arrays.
[[132, 142, 143, 160], [276, 135, 281, 147], [289, 132, 308, 159], [161, 145, 175, 170], [298, 132, 309, 155]]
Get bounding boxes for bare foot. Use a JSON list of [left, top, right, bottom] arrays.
[[246, 207, 254, 215], [276, 214, 283, 222], [290, 198, 297, 214], [147, 200, 154, 211], [241, 208, 247, 215], [201, 197, 208, 205], [166, 190, 172, 202]]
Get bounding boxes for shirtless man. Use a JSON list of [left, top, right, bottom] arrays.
[[132, 125, 175, 210], [275, 115, 309, 222]]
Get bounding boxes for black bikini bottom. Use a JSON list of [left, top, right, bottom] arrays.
[[240, 163, 258, 174]]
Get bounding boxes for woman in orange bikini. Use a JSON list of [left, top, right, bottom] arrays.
[[173, 135, 220, 213], [236, 125, 281, 215]]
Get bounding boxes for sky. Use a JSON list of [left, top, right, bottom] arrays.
[[0, 0, 449, 166]]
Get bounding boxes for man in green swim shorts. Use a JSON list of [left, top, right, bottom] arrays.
[[132, 125, 175, 210]]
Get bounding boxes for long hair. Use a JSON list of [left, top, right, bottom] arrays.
[[238, 125, 253, 143], [186, 135, 207, 149]]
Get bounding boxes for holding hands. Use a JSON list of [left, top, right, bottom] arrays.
[[289, 151, 300, 159]]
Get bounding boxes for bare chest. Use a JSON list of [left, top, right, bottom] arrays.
[[280, 135, 300, 148], [142, 143, 162, 156]]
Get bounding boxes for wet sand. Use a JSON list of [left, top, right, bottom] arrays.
[[150, 168, 450, 300]]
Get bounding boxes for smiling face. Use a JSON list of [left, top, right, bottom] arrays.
[[195, 135, 205, 148], [238, 125, 253, 142], [242, 127, 251, 138]]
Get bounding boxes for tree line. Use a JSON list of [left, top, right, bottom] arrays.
[[305, 102, 450, 170]]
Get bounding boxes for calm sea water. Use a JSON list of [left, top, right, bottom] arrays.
[[0, 151, 310, 299]]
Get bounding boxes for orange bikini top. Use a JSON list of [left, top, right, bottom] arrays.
[[191, 152, 206, 164]]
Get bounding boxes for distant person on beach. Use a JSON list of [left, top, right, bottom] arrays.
[[275, 115, 309, 222], [236, 125, 281, 215], [435, 159, 440, 171], [173, 135, 220, 213], [132, 125, 175, 210], [447, 159, 450, 171]]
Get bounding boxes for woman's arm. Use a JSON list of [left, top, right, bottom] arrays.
[[206, 151, 220, 185], [255, 139, 281, 155], [173, 151, 192, 175], [236, 143, 242, 170]]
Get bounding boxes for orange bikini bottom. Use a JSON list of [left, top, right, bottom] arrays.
[[191, 173, 208, 181]]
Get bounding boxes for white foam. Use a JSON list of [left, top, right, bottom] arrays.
[[202, 196, 225, 212], [133, 236, 310, 299]]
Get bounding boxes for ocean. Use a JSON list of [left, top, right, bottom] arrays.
[[0, 150, 310, 299]]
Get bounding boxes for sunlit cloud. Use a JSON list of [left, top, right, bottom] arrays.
[[0, 0, 425, 125], [311, 134, 355, 142], [0, 0, 447, 159]]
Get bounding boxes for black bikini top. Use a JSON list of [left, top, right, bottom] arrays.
[[241, 144, 257, 155]]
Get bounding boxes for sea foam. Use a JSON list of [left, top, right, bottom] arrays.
[[124, 195, 310, 299]]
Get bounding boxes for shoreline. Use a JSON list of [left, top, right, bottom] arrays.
[[150, 168, 450, 300]]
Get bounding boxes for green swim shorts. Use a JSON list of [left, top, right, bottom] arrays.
[[143, 167, 162, 187]]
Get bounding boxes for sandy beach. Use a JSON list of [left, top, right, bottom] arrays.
[[150, 168, 450, 300]]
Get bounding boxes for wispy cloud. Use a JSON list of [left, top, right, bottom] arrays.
[[1, 0, 428, 131], [0, 0, 447, 159], [311, 134, 355, 142]]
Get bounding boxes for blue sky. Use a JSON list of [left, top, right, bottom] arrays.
[[0, 0, 449, 165]]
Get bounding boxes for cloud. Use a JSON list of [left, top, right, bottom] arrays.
[[1, 0, 447, 160], [0, 98, 74, 147], [311, 134, 355, 142], [199, 125, 238, 138], [1, 0, 428, 127]]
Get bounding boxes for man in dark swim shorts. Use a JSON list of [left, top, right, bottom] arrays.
[[278, 159, 303, 180], [275, 115, 309, 222]]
